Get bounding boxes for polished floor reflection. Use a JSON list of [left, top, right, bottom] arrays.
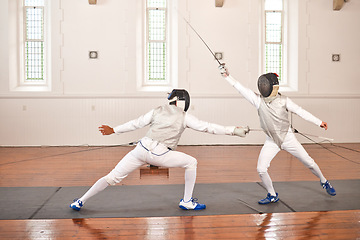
[[0, 144, 359, 239], [1, 211, 359, 239]]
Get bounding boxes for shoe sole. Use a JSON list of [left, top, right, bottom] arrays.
[[179, 205, 206, 210], [70, 205, 81, 211], [323, 186, 336, 196], [258, 198, 279, 205]]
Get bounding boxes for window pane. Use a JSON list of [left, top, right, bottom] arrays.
[[146, 0, 167, 83], [265, 0, 282, 10], [25, 41, 44, 81], [24, 0, 45, 82], [25, 7, 44, 41], [147, 0, 166, 8], [265, 11, 282, 43], [148, 42, 166, 81], [265, 44, 282, 82], [148, 9, 166, 41], [24, 0, 44, 6]]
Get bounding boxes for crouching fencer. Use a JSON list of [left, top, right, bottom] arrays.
[[218, 64, 336, 204], [70, 89, 249, 211]]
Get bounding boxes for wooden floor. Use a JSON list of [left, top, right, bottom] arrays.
[[0, 143, 359, 239]]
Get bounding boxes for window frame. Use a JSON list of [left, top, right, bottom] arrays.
[[9, 0, 51, 92], [261, 0, 298, 92], [137, 0, 177, 92], [264, 9, 284, 83], [145, 2, 168, 84], [263, 1, 285, 84], [23, 4, 46, 85]]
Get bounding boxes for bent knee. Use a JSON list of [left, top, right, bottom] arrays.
[[186, 157, 197, 170], [257, 166, 268, 175], [104, 169, 128, 185], [305, 160, 316, 169]]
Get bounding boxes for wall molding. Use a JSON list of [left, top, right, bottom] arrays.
[[1, 94, 360, 100]]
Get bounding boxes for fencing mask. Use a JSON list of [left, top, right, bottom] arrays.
[[167, 89, 190, 112], [257, 73, 279, 98]]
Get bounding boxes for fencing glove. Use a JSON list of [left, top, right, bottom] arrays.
[[218, 63, 229, 77], [233, 126, 250, 137]]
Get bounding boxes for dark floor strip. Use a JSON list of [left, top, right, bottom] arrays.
[[29, 187, 62, 219], [256, 182, 296, 212], [237, 198, 264, 214]]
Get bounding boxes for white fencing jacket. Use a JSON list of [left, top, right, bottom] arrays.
[[113, 104, 236, 150], [224, 75, 322, 146]]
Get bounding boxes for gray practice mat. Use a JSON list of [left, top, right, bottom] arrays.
[[0, 179, 359, 220]]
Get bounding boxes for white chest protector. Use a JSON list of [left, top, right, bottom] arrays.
[[258, 94, 290, 147], [145, 104, 186, 150]]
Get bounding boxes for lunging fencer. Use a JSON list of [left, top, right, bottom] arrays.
[[218, 65, 336, 204], [70, 89, 249, 211]]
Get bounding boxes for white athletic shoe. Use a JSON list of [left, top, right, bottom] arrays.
[[179, 198, 206, 210], [70, 199, 83, 211]]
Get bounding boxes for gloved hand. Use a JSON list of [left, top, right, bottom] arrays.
[[218, 63, 229, 77], [99, 125, 115, 135], [233, 126, 250, 137]]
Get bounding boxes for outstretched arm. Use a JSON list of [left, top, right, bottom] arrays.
[[99, 109, 154, 135], [184, 113, 249, 137], [219, 64, 261, 109], [286, 98, 327, 129]]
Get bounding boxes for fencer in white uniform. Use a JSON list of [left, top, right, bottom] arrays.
[[70, 89, 249, 211], [218, 65, 336, 204]]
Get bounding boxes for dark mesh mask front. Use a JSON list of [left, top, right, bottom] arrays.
[[257, 73, 279, 97]]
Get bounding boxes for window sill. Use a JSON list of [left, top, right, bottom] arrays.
[[11, 85, 51, 92]]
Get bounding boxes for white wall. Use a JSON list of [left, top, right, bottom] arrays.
[[0, 0, 359, 146]]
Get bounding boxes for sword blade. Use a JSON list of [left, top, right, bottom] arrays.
[[176, 8, 221, 65]]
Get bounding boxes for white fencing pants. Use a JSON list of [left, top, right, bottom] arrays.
[[257, 131, 327, 196], [80, 137, 197, 204]]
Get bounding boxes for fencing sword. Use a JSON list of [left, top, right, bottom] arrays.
[[176, 8, 222, 65], [292, 128, 334, 142], [176, 8, 360, 165], [175, 13, 334, 144], [250, 127, 360, 165], [0, 142, 138, 167], [248, 128, 334, 142]]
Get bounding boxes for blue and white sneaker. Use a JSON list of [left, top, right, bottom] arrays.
[[258, 193, 279, 204], [321, 180, 336, 196], [179, 198, 206, 210], [70, 199, 83, 211]]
